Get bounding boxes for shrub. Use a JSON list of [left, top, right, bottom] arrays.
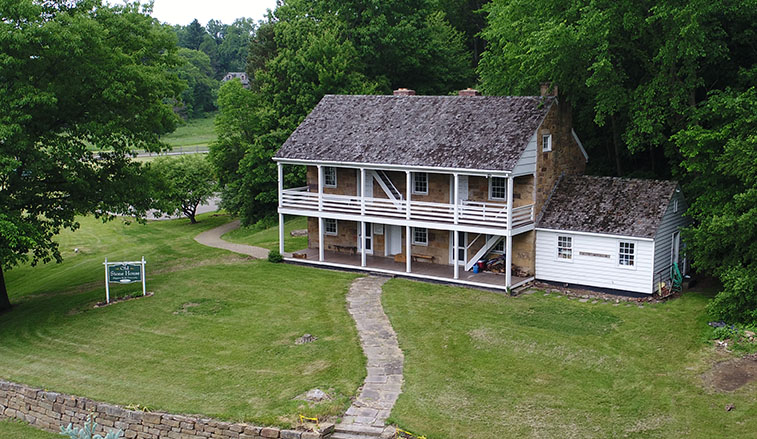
[[268, 250, 283, 263], [60, 415, 123, 439]]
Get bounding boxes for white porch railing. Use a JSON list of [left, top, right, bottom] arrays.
[[280, 187, 535, 229]]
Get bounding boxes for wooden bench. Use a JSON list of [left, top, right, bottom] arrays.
[[411, 254, 434, 263], [333, 245, 358, 255]]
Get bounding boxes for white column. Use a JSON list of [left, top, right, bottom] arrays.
[[360, 168, 366, 215], [506, 175, 514, 288], [405, 170, 412, 220], [141, 256, 146, 296], [317, 165, 324, 212], [453, 172, 460, 280], [453, 173, 459, 225], [318, 217, 325, 262], [278, 162, 285, 255], [361, 221, 367, 267], [453, 230, 459, 279], [406, 225, 412, 273]]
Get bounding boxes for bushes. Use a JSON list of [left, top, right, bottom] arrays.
[[267, 250, 283, 263]]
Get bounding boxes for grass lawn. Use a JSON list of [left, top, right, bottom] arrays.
[[223, 216, 308, 253], [382, 280, 757, 439], [1, 214, 363, 427], [161, 113, 217, 150], [0, 420, 60, 438]]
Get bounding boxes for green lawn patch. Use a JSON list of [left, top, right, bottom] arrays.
[[223, 216, 308, 253], [1, 215, 363, 427], [161, 113, 217, 149], [382, 280, 757, 439], [0, 420, 60, 439]]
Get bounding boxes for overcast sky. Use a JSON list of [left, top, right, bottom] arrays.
[[123, 0, 278, 26]]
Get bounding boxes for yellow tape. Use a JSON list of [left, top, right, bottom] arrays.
[[397, 428, 427, 439], [299, 415, 320, 430]]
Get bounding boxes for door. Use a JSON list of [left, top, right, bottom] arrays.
[[449, 231, 467, 265], [449, 175, 469, 203], [386, 225, 402, 255], [671, 231, 680, 267], [358, 223, 373, 254], [357, 171, 373, 198]]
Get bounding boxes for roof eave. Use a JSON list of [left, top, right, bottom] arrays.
[[272, 157, 513, 176]]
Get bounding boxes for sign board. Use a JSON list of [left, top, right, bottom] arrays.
[[108, 264, 143, 284], [103, 257, 147, 303], [579, 251, 611, 259]]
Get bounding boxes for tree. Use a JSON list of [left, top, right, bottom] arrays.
[[674, 81, 757, 324], [0, 0, 184, 311], [176, 48, 219, 118], [184, 19, 205, 50], [149, 155, 216, 224]]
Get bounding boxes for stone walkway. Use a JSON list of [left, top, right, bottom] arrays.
[[193, 219, 271, 259], [333, 276, 403, 439]]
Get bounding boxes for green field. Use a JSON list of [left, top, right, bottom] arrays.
[[1, 214, 363, 427], [382, 280, 757, 439], [161, 113, 217, 149], [223, 216, 308, 253], [0, 420, 60, 439]]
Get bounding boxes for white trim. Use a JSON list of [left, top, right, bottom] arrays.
[[412, 172, 428, 195], [556, 235, 573, 262], [535, 228, 655, 242], [488, 176, 507, 201], [323, 166, 337, 188], [274, 158, 512, 177], [542, 133, 552, 152], [618, 240, 637, 270], [324, 218, 337, 236], [412, 227, 429, 246], [571, 128, 589, 161]]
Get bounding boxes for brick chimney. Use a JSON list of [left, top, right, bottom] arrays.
[[393, 88, 416, 96], [540, 82, 558, 97], [458, 88, 481, 96]]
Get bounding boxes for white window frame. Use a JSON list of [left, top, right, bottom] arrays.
[[489, 177, 507, 201], [324, 218, 337, 236], [412, 172, 428, 195], [556, 235, 573, 261], [542, 133, 552, 152], [673, 199, 679, 213], [412, 227, 428, 246], [618, 241, 636, 269], [324, 167, 337, 188]]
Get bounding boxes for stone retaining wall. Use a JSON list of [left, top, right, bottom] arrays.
[[0, 380, 333, 439]]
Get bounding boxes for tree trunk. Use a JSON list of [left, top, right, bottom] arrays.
[[0, 265, 11, 313], [611, 114, 623, 176]]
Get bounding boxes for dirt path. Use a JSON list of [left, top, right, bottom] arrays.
[[193, 220, 271, 259]]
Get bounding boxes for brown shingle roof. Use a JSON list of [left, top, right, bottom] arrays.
[[274, 94, 555, 172], [537, 175, 679, 238]]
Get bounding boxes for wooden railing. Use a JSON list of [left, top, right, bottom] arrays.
[[280, 187, 534, 228]]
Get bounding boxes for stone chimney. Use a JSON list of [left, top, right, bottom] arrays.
[[393, 88, 416, 96], [458, 88, 481, 96], [540, 82, 558, 97]]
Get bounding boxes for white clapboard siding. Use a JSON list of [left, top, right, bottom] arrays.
[[652, 188, 690, 275], [512, 132, 538, 175], [535, 230, 654, 294]]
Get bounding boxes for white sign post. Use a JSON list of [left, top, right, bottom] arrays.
[[103, 257, 147, 304]]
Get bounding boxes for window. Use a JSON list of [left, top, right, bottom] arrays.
[[619, 241, 635, 266], [542, 133, 552, 152], [324, 218, 337, 235], [413, 172, 428, 195], [489, 177, 506, 200], [557, 236, 572, 260], [324, 167, 337, 188], [492, 237, 505, 254], [412, 227, 428, 245], [673, 199, 679, 213]]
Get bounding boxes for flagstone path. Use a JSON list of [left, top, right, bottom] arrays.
[[193, 219, 271, 259]]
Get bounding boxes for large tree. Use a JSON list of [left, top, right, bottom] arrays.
[[0, 0, 184, 311], [149, 155, 216, 224]]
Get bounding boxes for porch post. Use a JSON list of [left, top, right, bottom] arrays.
[[277, 162, 285, 255], [361, 221, 367, 267], [405, 171, 411, 220], [318, 217, 325, 262], [360, 168, 366, 215], [453, 173, 459, 225], [505, 175, 514, 288], [406, 225, 412, 273], [453, 173, 460, 279], [317, 165, 324, 212]]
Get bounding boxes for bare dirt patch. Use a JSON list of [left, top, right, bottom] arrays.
[[701, 354, 757, 392]]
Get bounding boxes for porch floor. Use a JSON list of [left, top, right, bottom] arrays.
[[291, 248, 529, 290]]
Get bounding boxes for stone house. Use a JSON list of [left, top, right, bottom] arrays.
[[273, 87, 687, 294], [222, 72, 249, 88]]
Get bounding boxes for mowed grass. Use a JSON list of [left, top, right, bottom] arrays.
[[161, 113, 217, 149], [382, 280, 757, 439], [0, 420, 60, 438], [1, 215, 363, 427], [224, 216, 308, 253]]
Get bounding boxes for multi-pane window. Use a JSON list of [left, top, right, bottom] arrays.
[[490, 177, 506, 200], [413, 227, 428, 245], [557, 236, 572, 260], [490, 236, 505, 254], [619, 241, 635, 266], [324, 167, 337, 187], [324, 218, 337, 235], [413, 172, 428, 195], [543, 134, 552, 152]]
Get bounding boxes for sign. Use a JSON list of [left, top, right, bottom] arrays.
[[108, 264, 143, 284], [579, 251, 611, 259], [103, 257, 147, 303]]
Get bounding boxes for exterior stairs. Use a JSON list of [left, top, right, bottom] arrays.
[[374, 170, 403, 201], [464, 234, 503, 271], [331, 423, 391, 439]]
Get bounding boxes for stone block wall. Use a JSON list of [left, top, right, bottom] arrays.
[[0, 380, 332, 439]]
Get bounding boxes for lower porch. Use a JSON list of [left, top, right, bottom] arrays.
[[287, 248, 531, 291]]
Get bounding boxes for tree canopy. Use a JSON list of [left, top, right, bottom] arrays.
[[0, 0, 184, 310], [148, 155, 216, 224]]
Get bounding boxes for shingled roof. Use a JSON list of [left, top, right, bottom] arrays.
[[274, 94, 556, 172], [538, 175, 679, 238]]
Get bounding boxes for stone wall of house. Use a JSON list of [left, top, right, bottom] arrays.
[[512, 231, 535, 277], [0, 380, 332, 439], [534, 102, 586, 219], [404, 227, 450, 264], [512, 175, 534, 208]]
